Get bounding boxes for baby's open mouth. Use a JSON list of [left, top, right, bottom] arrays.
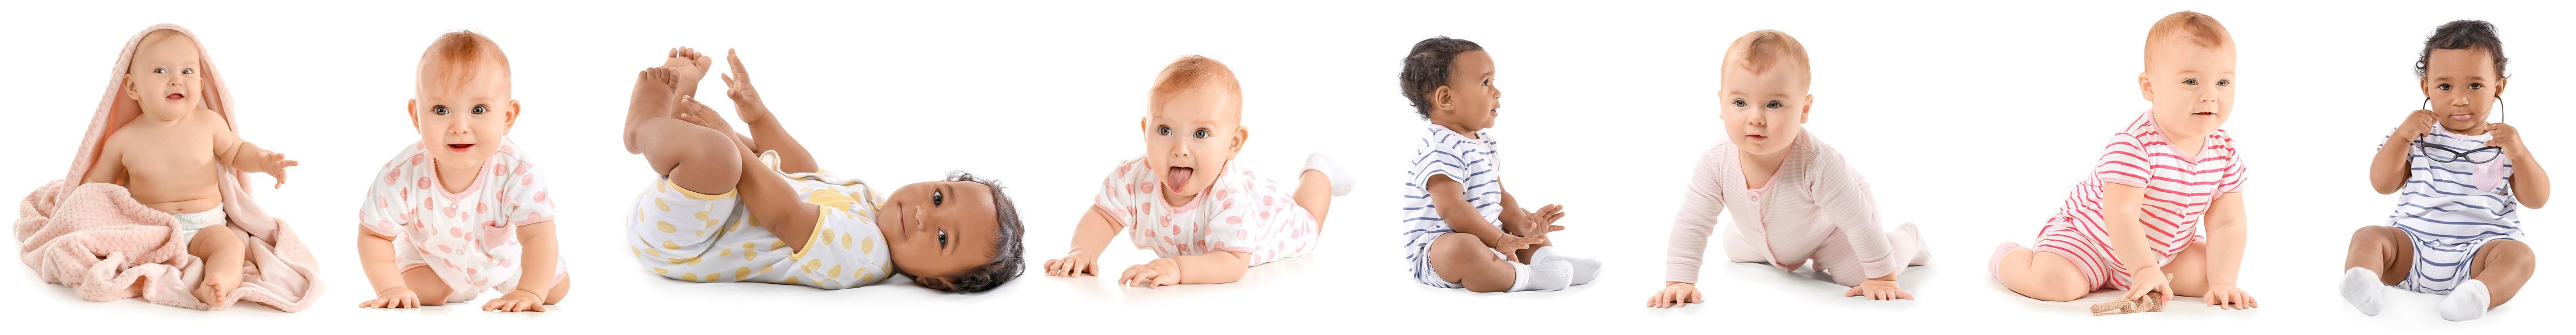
[[165, 93, 184, 101], [1165, 167, 1194, 193], [446, 144, 475, 152]]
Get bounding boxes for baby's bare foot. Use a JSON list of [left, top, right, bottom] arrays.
[[626, 67, 682, 153], [193, 265, 241, 306], [664, 47, 714, 97]]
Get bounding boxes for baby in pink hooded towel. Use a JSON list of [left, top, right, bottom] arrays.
[[83, 27, 299, 305]]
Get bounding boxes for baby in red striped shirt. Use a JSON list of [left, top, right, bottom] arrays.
[[1988, 11, 2260, 310]]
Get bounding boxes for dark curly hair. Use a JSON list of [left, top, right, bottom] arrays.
[[2415, 20, 2507, 79], [927, 171, 1024, 293], [1400, 36, 1483, 119]]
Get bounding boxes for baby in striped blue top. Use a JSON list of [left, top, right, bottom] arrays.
[[1397, 37, 1602, 293], [2343, 20, 2548, 322], [1040, 56, 1355, 288]]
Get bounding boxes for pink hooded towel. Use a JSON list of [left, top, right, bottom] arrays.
[[13, 24, 321, 312]]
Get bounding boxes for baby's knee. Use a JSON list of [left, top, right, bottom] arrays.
[[2347, 226, 2397, 245], [2485, 240, 2536, 268], [1429, 234, 1484, 261]]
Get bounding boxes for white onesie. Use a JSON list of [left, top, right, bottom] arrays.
[[626, 157, 893, 290], [357, 141, 560, 302]]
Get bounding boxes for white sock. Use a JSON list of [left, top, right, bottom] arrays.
[[1304, 153, 1354, 196], [1507, 261, 1572, 292], [2339, 267, 2384, 316], [1528, 247, 1601, 285], [2439, 279, 2492, 321]]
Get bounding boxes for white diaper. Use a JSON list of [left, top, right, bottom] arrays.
[[171, 207, 225, 241]]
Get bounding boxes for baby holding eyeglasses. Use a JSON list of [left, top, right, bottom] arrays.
[[2341, 20, 2549, 322]]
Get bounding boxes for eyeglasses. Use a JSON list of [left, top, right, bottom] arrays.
[[2420, 142, 2504, 164]]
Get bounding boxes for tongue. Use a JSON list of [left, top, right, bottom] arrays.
[[1166, 167, 1193, 193]]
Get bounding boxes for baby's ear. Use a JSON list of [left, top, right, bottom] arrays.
[[2493, 78, 2508, 97], [1229, 125, 1250, 157], [503, 100, 522, 132], [2137, 72, 2154, 102], [1430, 85, 1454, 114], [405, 99, 421, 131], [1799, 94, 1815, 124], [916, 277, 953, 291], [123, 74, 139, 102]]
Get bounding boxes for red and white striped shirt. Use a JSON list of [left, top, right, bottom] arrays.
[[2033, 112, 2246, 288]]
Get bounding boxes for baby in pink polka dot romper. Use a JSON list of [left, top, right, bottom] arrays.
[[1040, 55, 1355, 288], [354, 32, 567, 312]]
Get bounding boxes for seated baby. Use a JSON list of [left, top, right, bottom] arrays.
[[355, 32, 569, 312], [83, 28, 296, 306]]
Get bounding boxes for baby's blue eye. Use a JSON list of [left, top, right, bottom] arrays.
[[2182, 78, 2198, 85], [1765, 101, 1783, 109], [1732, 99, 1747, 107], [181, 68, 194, 75], [471, 105, 487, 114], [153, 68, 166, 74], [432, 105, 449, 115], [1193, 129, 1210, 139], [1157, 126, 1171, 136], [2215, 79, 2229, 87]]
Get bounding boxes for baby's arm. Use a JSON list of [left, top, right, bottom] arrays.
[[209, 121, 295, 187], [1044, 208, 1125, 277], [82, 139, 126, 184], [2492, 124, 2550, 208], [354, 230, 419, 308], [1652, 158, 1726, 308], [2199, 192, 2256, 308], [2370, 110, 2438, 194], [1118, 251, 1252, 288], [2098, 183, 2169, 301], [486, 221, 559, 312], [1817, 168, 1910, 299], [1426, 176, 1541, 259]]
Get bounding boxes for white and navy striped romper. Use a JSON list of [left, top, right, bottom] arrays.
[[1402, 125, 1505, 288], [2384, 127, 2522, 294], [2028, 112, 2247, 291]]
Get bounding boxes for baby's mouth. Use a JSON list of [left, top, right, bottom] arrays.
[[2451, 113, 2475, 120], [446, 144, 475, 152], [165, 93, 184, 101], [1746, 134, 1769, 141], [1165, 167, 1194, 193]]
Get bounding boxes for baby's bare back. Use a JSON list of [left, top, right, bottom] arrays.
[[103, 109, 228, 214]]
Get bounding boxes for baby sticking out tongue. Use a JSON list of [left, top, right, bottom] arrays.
[[1166, 167, 1194, 193]]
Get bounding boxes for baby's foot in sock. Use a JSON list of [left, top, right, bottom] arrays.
[[1304, 153, 1354, 196], [1988, 242, 2020, 280], [1527, 247, 1601, 285], [1510, 261, 1573, 292], [663, 47, 714, 97], [2339, 267, 2384, 316], [626, 67, 682, 153], [2439, 279, 2491, 321]]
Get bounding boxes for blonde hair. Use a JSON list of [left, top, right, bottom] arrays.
[[1722, 30, 1811, 88], [1148, 55, 1242, 117], [2143, 11, 2232, 66], [418, 30, 511, 89]]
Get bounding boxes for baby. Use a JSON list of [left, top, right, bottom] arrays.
[[355, 32, 568, 312], [2341, 20, 2546, 321], [83, 28, 297, 306], [1648, 30, 1930, 308], [1398, 37, 1601, 293], [623, 49, 1027, 292], [1989, 11, 2257, 310], [1041, 55, 1354, 288]]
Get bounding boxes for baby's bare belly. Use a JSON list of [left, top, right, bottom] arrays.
[[130, 187, 224, 214]]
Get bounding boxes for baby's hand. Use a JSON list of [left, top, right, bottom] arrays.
[[1485, 233, 1544, 262], [1117, 258, 1180, 288], [2121, 267, 2173, 304], [2398, 109, 2440, 139], [2484, 123, 2522, 154], [718, 49, 773, 125], [257, 151, 297, 188], [1524, 204, 1567, 236], [1043, 249, 1103, 277], [1844, 279, 1914, 301], [1646, 282, 1701, 308], [481, 289, 548, 312], [2202, 284, 2258, 310], [358, 286, 420, 309]]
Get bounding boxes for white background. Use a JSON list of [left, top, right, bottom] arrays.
[[1, 0, 2565, 332]]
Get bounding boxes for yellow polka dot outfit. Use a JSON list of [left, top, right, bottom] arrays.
[[625, 155, 891, 289]]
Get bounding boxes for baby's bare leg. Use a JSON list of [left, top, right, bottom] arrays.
[[399, 266, 453, 306], [2344, 226, 2413, 285], [1291, 170, 1331, 230], [2468, 240, 2534, 308], [1997, 246, 2092, 301], [1427, 233, 1516, 292], [545, 274, 571, 305], [187, 224, 246, 305], [626, 68, 684, 154], [2165, 240, 2211, 297]]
